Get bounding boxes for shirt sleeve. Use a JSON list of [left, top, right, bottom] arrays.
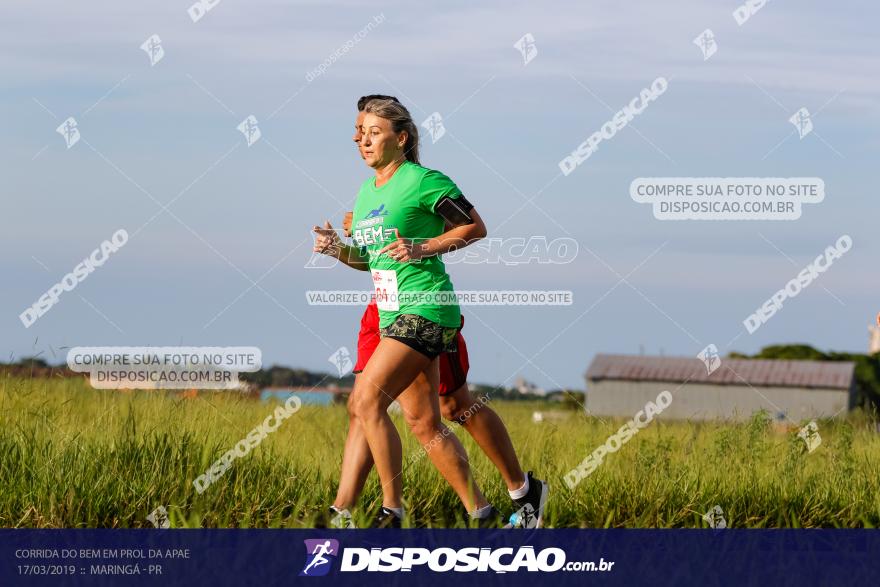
[[419, 169, 463, 213]]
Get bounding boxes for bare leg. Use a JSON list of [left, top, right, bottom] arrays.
[[332, 379, 374, 510], [350, 338, 487, 511], [440, 385, 526, 491], [332, 378, 491, 512], [398, 370, 488, 512]]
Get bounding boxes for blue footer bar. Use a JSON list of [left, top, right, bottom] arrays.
[[2, 529, 878, 586]]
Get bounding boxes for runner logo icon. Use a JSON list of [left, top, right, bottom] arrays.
[[300, 539, 339, 577], [367, 204, 388, 218]]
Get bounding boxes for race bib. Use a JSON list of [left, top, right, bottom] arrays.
[[372, 269, 399, 311]]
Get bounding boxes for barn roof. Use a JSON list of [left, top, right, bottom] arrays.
[[585, 354, 855, 390]]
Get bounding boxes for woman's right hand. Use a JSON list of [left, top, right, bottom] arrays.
[[312, 220, 342, 256]]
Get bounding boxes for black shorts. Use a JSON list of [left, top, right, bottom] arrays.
[[379, 314, 459, 359]]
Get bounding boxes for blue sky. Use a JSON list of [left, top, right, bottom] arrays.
[[2, 0, 877, 390]]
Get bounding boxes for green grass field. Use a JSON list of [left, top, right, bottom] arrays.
[[2, 376, 879, 528]]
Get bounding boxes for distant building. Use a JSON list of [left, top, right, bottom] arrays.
[[514, 376, 545, 396], [585, 354, 856, 421], [260, 386, 349, 406]]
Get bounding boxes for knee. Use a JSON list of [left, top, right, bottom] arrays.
[[441, 394, 480, 425], [440, 397, 462, 423], [405, 413, 441, 443], [349, 384, 387, 423]]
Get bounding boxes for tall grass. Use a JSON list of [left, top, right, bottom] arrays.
[[2, 376, 878, 528]]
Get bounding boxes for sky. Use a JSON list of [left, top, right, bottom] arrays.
[[2, 0, 877, 390]]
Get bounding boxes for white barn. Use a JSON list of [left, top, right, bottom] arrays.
[[585, 354, 856, 421]]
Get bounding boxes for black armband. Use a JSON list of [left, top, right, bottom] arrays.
[[435, 195, 475, 226]]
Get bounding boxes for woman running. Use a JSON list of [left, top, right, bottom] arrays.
[[321, 95, 548, 529], [313, 98, 491, 527], [316, 94, 548, 528]]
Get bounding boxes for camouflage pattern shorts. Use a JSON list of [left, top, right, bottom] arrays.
[[379, 314, 459, 358]]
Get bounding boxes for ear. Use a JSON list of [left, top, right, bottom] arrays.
[[397, 130, 408, 148]]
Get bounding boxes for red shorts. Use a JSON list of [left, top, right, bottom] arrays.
[[353, 301, 469, 396]]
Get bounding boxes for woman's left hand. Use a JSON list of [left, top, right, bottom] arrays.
[[378, 237, 426, 262], [312, 220, 342, 255]]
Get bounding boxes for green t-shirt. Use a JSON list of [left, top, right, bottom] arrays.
[[352, 161, 463, 329]]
